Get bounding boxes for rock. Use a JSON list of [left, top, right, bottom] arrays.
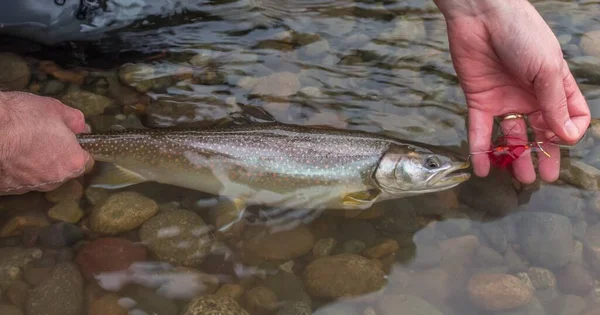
[[75, 237, 147, 280], [559, 158, 600, 191], [336, 220, 378, 247], [276, 301, 312, 315], [37, 61, 87, 85], [303, 254, 386, 298], [580, 30, 600, 58], [556, 262, 594, 296], [0, 305, 24, 315], [554, 294, 586, 315], [25, 262, 84, 315], [475, 245, 504, 267], [407, 268, 451, 307], [118, 63, 156, 93], [89, 293, 128, 315], [121, 284, 178, 315], [337, 240, 366, 255], [60, 90, 114, 117], [522, 184, 584, 219], [0, 215, 50, 238], [480, 221, 510, 253], [216, 284, 245, 303], [312, 238, 337, 258], [264, 271, 311, 304], [90, 191, 158, 235], [23, 262, 53, 286], [0, 52, 30, 90], [378, 16, 426, 42], [408, 244, 441, 269], [182, 294, 249, 315], [39, 80, 66, 96], [38, 222, 84, 248], [6, 279, 30, 308], [457, 169, 518, 215], [47, 201, 84, 224], [139, 209, 213, 267], [493, 297, 545, 315], [377, 294, 443, 315], [504, 246, 527, 273], [250, 72, 301, 98], [467, 273, 534, 311], [0, 247, 42, 297], [515, 212, 574, 268], [245, 286, 278, 314], [527, 267, 556, 289], [44, 180, 83, 203], [362, 239, 398, 259], [84, 187, 110, 206], [241, 224, 315, 262]]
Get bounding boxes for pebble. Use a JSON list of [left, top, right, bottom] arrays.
[[182, 294, 249, 315], [504, 246, 527, 273], [61, 90, 115, 117], [303, 254, 385, 298], [0, 52, 31, 90], [0, 247, 42, 297], [276, 301, 312, 315], [408, 244, 441, 269], [474, 245, 505, 267], [216, 284, 245, 303], [44, 180, 83, 203], [559, 158, 600, 191], [377, 294, 443, 315], [118, 63, 156, 93], [338, 240, 366, 255], [362, 239, 399, 259], [24, 263, 53, 286], [407, 268, 451, 307], [139, 209, 213, 267], [25, 262, 84, 315], [557, 262, 595, 296], [0, 305, 24, 315], [516, 212, 574, 268], [84, 187, 110, 206], [240, 224, 315, 262], [37, 222, 84, 248], [467, 273, 534, 311], [47, 201, 84, 224], [481, 220, 509, 253], [121, 285, 178, 315], [245, 286, 278, 314], [336, 220, 378, 247], [312, 238, 337, 258], [527, 267, 557, 289], [6, 279, 30, 308], [0, 215, 50, 238], [580, 30, 600, 58], [264, 270, 311, 304], [39, 80, 66, 96], [75, 237, 147, 280], [89, 293, 128, 315], [250, 72, 301, 97], [90, 191, 159, 235], [493, 297, 545, 315]]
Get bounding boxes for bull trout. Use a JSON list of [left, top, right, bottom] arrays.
[[76, 122, 471, 213]]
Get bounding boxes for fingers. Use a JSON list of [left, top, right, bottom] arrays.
[[468, 108, 493, 177], [534, 129, 561, 182], [500, 118, 536, 184], [60, 105, 89, 134], [533, 59, 590, 144]]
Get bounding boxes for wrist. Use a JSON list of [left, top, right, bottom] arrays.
[[434, 0, 526, 20]]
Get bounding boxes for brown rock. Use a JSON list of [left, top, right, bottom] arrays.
[[89, 293, 127, 315], [38, 61, 87, 85], [74, 237, 147, 280], [581, 30, 600, 58], [216, 284, 245, 303], [0, 305, 24, 315], [362, 239, 399, 259], [245, 286, 278, 314], [0, 215, 50, 237], [90, 191, 159, 235], [44, 180, 84, 203], [251, 72, 301, 97], [6, 279, 30, 308], [0, 53, 30, 90], [556, 263, 594, 296], [467, 272, 534, 311], [241, 224, 315, 262], [303, 254, 386, 298], [182, 294, 249, 315]]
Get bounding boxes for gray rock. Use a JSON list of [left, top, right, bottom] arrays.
[[535, 287, 558, 306], [527, 267, 556, 289], [457, 169, 518, 216], [475, 246, 504, 267], [516, 212, 574, 268], [264, 271, 311, 304], [0, 53, 30, 90], [524, 185, 585, 219], [40, 80, 65, 96], [554, 294, 585, 315], [504, 246, 527, 273], [480, 220, 509, 253], [25, 262, 83, 315], [121, 284, 178, 315], [60, 90, 114, 117], [493, 297, 545, 315], [139, 209, 214, 267]]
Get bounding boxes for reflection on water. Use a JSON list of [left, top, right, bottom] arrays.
[[1, 0, 600, 314]]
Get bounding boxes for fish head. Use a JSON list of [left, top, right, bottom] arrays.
[[374, 143, 471, 195]]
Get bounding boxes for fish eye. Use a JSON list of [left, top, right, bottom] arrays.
[[425, 156, 441, 169]]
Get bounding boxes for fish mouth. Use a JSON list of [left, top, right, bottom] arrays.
[[427, 160, 471, 188]]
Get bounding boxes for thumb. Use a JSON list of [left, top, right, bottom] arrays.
[[533, 62, 581, 143]]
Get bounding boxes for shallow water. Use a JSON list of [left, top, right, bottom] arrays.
[[1, 0, 600, 315]]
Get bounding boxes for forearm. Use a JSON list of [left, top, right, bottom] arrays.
[[433, 0, 527, 20]]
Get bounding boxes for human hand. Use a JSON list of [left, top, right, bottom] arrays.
[[0, 91, 94, 195], [434, 0, 591, 184]]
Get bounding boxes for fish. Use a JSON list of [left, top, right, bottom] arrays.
[[76, 122, 471, 215]]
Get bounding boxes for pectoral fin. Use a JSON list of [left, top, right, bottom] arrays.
[[88, 162, 147, 189], [341, 189, 381, 207]]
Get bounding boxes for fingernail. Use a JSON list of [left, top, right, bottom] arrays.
[[565, 119, 580, 139], [84, 123, 92, 133]]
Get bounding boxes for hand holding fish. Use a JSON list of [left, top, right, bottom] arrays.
[[0, 91, 94, 195], [434, 0, 591, 184]]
